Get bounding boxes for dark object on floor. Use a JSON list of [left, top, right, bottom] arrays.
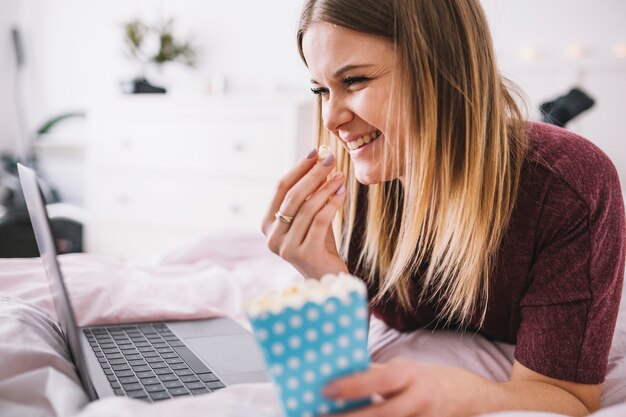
[[0, 211, 38, 257], [0, 210, 83, 258], [121, 77, 167, 94], [540, 87, 595, 127]]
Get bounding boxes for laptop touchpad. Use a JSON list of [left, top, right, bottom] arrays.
[[185, 334, 266, 375]]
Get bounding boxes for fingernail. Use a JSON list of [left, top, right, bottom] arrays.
[[332, 172, 343, 181], [322, 154, 335, 166], [306, 148, 317, 159], [323, 385, 338, 398], [335, 185, 346, 195]]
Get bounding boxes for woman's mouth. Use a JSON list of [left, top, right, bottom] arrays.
[[346, 129, 382, 151]]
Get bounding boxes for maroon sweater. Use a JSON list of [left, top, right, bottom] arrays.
[[347, 122, 625, 384]]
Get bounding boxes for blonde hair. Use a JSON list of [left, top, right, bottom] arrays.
[[297, 0, 528, 327]]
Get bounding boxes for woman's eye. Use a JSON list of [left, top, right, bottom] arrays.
[[310, 87, 328, 96], [342, 76, 370, 86], [309, 76, 369, 96]]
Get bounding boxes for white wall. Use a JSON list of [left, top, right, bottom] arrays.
[[483, 0, 626, 63], [0, 0, 310, 204], [482, 0, 626, 191], [6, 0, 309, 139], [0, 0, 20, 155]]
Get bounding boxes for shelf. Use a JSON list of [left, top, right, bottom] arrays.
[[32, 141, 84, 157]]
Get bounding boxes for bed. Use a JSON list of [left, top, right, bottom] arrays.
[[1, 230, 624, 417]]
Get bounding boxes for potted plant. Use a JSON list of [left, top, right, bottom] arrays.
[[121, 18, 197, 94]]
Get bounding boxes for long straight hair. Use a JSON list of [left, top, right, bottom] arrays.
[[297, 0, 528, 326]]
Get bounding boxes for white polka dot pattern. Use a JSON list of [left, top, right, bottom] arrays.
[[249, 290, 371, 417]]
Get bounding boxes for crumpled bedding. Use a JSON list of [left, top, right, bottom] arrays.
[[0, 230, 624, 417]]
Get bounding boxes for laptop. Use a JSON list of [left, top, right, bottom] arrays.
[[17, 163, 268, 402]]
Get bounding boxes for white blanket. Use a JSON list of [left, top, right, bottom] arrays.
[[0, 230, 624, 417]]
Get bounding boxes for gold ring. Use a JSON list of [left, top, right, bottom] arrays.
[[275, 211, 294, 224]]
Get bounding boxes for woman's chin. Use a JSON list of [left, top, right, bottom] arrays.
[[354, 166, 401, 185], [354, 169, 380, 185]]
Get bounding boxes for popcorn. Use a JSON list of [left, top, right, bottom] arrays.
[[247, 273, 371, 417], [317, 145, 333, 161], [247, 273, 367, 317]]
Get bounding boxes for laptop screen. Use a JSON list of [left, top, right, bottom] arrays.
[[17, 163, 96, 398]]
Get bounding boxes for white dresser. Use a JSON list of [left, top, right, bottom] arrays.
[[85, 95, 313, 259]]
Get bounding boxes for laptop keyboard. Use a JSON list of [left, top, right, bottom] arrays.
[[84, 323, 226, 402]]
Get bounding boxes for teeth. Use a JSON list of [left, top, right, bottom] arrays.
[[348, 130, 380, 151]]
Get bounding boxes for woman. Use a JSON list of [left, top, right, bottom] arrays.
[[261, 0, 625, 415]]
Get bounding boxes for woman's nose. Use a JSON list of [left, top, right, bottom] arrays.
[[322, 96, 352, 132]]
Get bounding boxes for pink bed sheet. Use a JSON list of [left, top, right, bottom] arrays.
[[0, 230, 624, 417]]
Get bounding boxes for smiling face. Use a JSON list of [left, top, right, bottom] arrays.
[[302, 22, 403, 185]]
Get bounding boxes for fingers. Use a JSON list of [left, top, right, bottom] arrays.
[[324, 362, 412, 401], [329, 389, 420, 417], [300, 183, 346, 248], [265, 152, 337, 237], [277, 153, 337, 220], [282, 171, 345, 247], [324, 362, 430, 417], [261, 149, 319, 235]]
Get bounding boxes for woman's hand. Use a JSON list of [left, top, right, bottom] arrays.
[[261, 149, 348, 279], [323, 359, 483, 417], [324, 358, 598, 417]]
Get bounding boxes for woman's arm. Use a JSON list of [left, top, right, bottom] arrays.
[[324, 358, 601, 417], [504, 361, 601, 415]]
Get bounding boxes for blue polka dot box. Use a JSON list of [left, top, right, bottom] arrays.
[[247, 273, 371, 417]]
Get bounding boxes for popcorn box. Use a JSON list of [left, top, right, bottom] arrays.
[[247, 276, 371, 417]]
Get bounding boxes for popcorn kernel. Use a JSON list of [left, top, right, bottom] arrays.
[[318, 145, 333, 161]]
